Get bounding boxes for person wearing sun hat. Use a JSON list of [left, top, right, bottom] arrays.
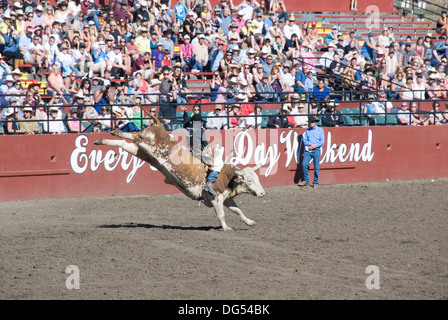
[[135, 27, 151, 55], [42, 106, 66, 134], [17, 105, 41, 134], [283, 14, 301, 41], [3, 102, 28, 135], [298, 114, 324, 188], [0, 75, 16, 106]]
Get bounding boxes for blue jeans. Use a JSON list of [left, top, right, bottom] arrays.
[[182, 57, 195, 72], [85, 14, 101, 31], [177, 95, 187, 104], [277, 12, 288, 22], [362, 51, 376, 63], [208, 170, 219, 183], [192, 59, 205, 72], [302, 148, 321, 185]]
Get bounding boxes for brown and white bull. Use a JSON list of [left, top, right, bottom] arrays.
[[94, 111, 265, 231]]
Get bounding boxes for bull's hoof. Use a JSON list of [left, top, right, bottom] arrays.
[[94, 138, 105, 145], [246, 219, 257, 226], [222, 226, 234, 232], [110, 130, 123, 137]]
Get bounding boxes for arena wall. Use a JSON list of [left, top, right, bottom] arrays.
[[0, 126, 446, 202]]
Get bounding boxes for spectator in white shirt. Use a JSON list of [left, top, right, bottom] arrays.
[[283, 14, 301, 41], [242, 105, 263, 129], [205, 104, 228, 130], [107, 45, 128, 78], [43, 106, 66, 134]]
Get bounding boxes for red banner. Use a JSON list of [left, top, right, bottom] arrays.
[[0, 126, 447, 201]]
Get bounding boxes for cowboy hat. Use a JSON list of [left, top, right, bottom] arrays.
[[23, 106, 34, 112], [309, 115, 320, 123], [75, 91, 85, 99], [150, 78, 161, 86]]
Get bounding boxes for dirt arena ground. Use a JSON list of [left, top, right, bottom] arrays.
[[1, 178, 447, 300]]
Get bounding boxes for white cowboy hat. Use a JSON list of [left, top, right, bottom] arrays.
[[4, 107, 16, 117], [150, 78, 161, 86], [112, 106, 123, 114], [75, 91, 84, 99], [229, 77, 238, 84]]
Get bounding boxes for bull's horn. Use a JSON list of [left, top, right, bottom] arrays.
[[252, 165, 261, 172]]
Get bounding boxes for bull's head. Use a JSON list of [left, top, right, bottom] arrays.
[[234, 165, 266, 198]]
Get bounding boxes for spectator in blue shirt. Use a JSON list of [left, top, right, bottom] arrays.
[[362, 95, 377, 125], [263, 11, 277, 35], [294, 64, 309, 97], [3, 26, 23, 61], [312, 79, 330, 101], [220, 6, 233, 36], [304, 71, 314, 93], [173, 0, 188, 27], [298, 115, 325, 187], [431, 37, 448, 68], [18, 25, 34, 55]]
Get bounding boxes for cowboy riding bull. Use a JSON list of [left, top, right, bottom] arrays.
[[94, 109, 265, 231]]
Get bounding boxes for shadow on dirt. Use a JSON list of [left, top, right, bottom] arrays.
[[97, 223, 220, 231]]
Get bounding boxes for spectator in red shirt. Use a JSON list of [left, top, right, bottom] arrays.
[[114, 1, 132, 23]]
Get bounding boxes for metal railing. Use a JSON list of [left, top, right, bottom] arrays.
[[395, 0, 448, 24], [2, 97, 448, 135]]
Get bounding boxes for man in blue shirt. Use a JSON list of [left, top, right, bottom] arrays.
[[263, 11, 277, 35], [298, 115, 325, 187], [294, 64, 309, 97], [304, 71, 314, 95], [220, 6, 233, 36]]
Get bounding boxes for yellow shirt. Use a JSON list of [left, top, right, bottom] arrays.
[[0, 22, 9, 44], [16, 20, 26, 37], [135, 36, 151, 54]]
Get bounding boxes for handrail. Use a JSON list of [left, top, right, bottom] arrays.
[[395, 0, 447, 24], [2, 98, 448, 135]]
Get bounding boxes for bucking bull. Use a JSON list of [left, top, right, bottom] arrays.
[[94, 109, 265, 231]]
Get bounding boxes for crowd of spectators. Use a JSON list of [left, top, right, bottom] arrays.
[[1, 0, 448, 135]]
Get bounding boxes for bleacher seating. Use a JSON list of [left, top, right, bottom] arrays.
[[2, 3, 446, 135]]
